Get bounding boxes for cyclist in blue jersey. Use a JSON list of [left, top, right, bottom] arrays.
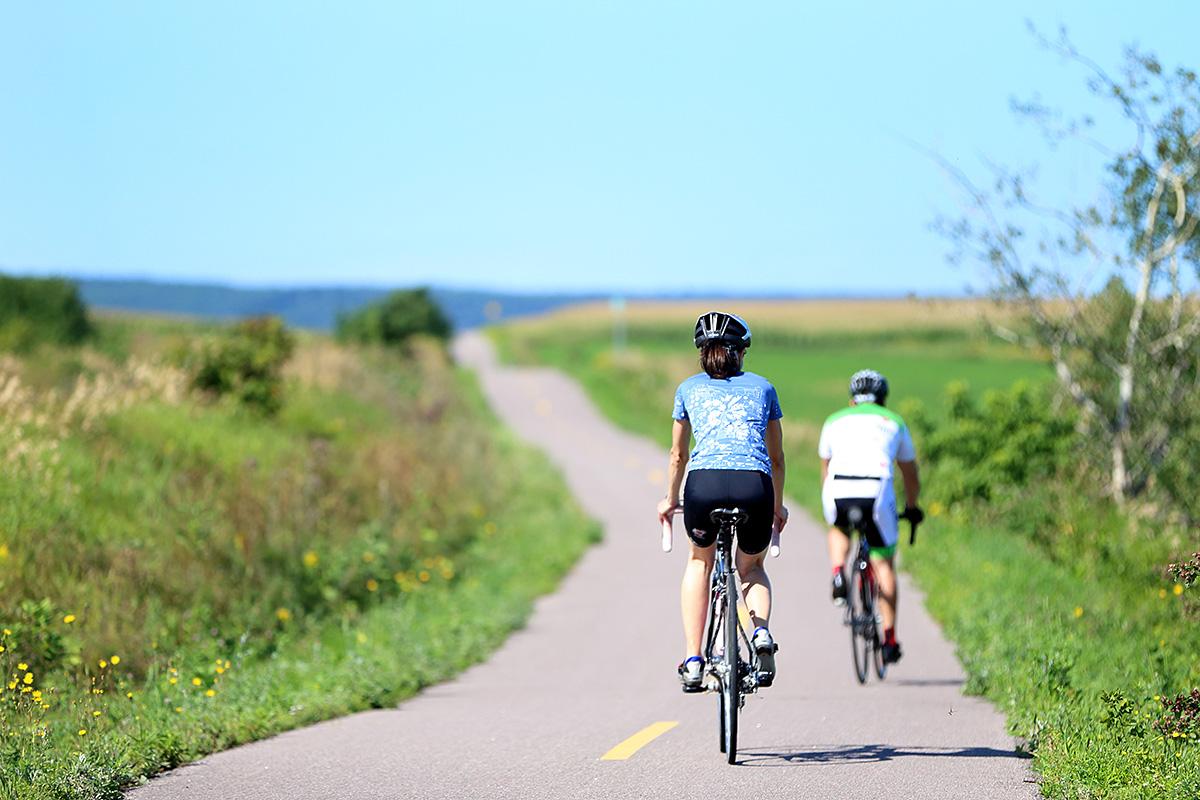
[[656, 312, 789, 692]]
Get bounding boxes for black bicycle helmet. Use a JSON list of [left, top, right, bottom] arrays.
[[849, 369, 889, 404], [693, 311, 752, 349]]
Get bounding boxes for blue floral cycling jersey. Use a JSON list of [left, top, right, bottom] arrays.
[[672, 371, 783, 475]]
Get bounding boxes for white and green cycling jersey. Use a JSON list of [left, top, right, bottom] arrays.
[[817, 403, 916, 549]]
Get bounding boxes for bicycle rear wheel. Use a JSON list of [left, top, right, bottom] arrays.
[[849, 567, 870, 684], [717, 683, 726, 753], [722, 567, 739, 763]]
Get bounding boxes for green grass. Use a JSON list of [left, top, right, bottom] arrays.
[[493, 310, 1200, 798], [0, 320, 598, 799], [493, 319, 1046, 512]]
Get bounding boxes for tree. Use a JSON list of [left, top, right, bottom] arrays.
[[335, 288, 452, 347], [939, 29, 1200, 508], [0, 274, 92, 351]]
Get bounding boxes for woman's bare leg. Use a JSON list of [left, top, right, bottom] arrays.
[[735, 548, 771, 629], [681, 541, 716, 657]]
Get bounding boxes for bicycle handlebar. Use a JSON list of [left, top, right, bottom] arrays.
[[660, 506, 782, 558], [899, 508, 923, 545]]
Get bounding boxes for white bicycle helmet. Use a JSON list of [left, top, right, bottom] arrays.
[[849, 369, 889, 404]]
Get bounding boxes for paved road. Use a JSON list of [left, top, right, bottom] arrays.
[[129, 332, 1036, 799]]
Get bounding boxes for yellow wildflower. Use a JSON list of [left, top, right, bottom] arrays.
[[418, 570, 430, 583], [362, 552, 376, 564], [0, 543, 8, 561], [275, 608, 291, 622], [92, 710, 101, 717], [62, 614, 76, 624], [216, 666, 225, 675], [191, 677, 202, 687], [1159, 588, 1169, 599], [78, 729, 87, 736], [23, 673, 33, 685], [223, 660, 231, 669], [110, 655, 120, 665], [302, 551, 319, 569], [205, 689, 215, 698], [0, 645, 5, 653], [98, 660, 107, 670], [126, 692, 134, 699], [17, 662, 28, 671], [2, 629, 10, 636], [366, 579, 379, 592], [168, 677, 178, 685], [356, 632, 368, 644], [1073, 607, 1084, 618], [1173, 584, 1184, 596], [174, 707, 182, 713]]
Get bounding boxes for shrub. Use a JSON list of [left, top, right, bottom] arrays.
[[0, 275, 92, 351], [336, 288, 451, 347], [188, 316, 295, 414], [905, 380, 1077, 506]]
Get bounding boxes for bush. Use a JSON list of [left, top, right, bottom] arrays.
[[904, 380, 1077, 506], [336, 288, 451, 347], [0, 275, 92, 351], [188, 316, 295, 414]]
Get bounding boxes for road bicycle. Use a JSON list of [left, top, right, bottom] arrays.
[[842, 506, 921, 684], [662, 508, 779, 764]]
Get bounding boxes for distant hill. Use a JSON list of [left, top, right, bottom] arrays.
[[74, 279, 599, 331]]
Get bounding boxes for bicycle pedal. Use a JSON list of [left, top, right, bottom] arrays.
[[680, 683, 705, 694]]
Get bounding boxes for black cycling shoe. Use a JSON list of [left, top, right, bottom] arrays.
[[881, 642, 903, 664], [678, 657, 704, 693], [831, 570, 847, 606]]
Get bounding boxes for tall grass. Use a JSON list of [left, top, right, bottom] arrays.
[[0, 317, 598, 799]]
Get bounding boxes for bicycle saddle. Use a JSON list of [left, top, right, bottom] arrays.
[[709, 507, 749, 526]]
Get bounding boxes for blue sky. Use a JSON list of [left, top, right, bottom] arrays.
[[1, 2, 1196, 294]]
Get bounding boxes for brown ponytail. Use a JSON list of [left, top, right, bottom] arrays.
[[700, 341, 743, 379]]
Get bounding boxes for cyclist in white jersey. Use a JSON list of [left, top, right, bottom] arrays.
[[818, 369, 923, 664]]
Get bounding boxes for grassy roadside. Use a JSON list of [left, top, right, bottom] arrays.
[[491, 303, 1200, 799], [0, 317, 598, 800], [492, 301, 1044, 512]]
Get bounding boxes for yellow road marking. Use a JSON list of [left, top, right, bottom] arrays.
[[601, 721, 679, 760]]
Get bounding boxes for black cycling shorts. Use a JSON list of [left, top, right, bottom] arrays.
[[831, 497, 888, 550], [683, 469, 774, 555]]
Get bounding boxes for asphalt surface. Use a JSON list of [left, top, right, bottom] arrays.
[[129, 332, 1037, 799]]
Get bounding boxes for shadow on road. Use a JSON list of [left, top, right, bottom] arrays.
[[889, 677, 966, 688], [738, 743, 1031, 767]]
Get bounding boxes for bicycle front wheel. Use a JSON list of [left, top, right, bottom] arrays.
[[722, 569, 739, 763], [871, 574, 888, 681], [849, 567, 870, 684]]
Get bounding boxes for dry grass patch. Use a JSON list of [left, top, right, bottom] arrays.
[[508, 296, 1022, 336]]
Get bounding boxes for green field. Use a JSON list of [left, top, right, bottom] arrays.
[[494, 298, 1046, 511], [0, 315, 598, 800], [493, 299, 1200, 799]]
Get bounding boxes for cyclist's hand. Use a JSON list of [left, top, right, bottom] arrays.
[[656, 497, 679, 524], [774, 505, 789, 533], [903, 506, 925, 525]]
